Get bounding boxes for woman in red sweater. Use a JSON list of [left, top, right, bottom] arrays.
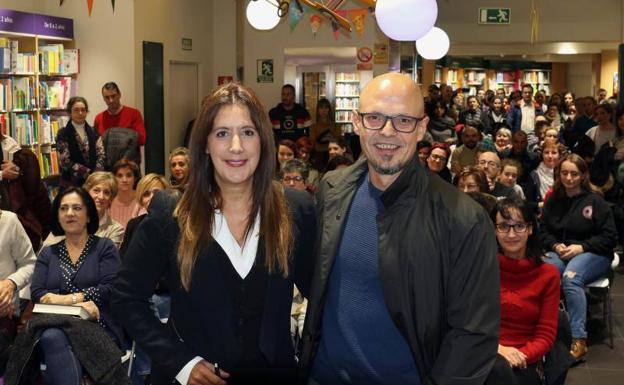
[[486, 197, 560, 385]]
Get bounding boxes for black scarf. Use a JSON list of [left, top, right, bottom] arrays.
[[61, 121, 98, 172]]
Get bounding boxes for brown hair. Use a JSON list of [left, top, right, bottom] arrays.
[[174, 82, 293, 290], [456, 166, 490, 193], [553, 153, 591, 196]]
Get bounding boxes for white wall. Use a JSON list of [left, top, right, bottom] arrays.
[[568, 62, 594, 96], [2, 0, 135, 124]]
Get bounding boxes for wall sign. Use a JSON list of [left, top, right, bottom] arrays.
[[0, 8, 73, 39], [478, 8, 511, 25], [257, 59, 273, 83], [182, 38, 192, 51]]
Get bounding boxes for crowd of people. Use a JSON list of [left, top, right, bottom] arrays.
[[0, 73, 620, 385]]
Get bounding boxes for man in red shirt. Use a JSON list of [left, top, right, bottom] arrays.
[[94, 82, 146, 147]]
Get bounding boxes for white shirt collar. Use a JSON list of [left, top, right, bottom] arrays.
[[212, 211, 260, 279]]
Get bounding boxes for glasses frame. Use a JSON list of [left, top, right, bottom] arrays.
[[356, 111, 425, 133], [495, 222, 530, 233]]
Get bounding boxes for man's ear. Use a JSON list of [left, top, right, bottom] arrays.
[[352, 110, 362, 136], [415, 116, 429, 142]]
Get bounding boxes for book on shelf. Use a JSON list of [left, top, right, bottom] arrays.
[[0, 113, 7, 136], [40, 114, 68, 144], [38, 44, 65, 74], [38, 148, 60, 177], [9, 40, 17, 73], [32, 303, 93, 320], [39, 78, 74, 110], [12, 77, 36, 110], [0, 79, 10, 111], [63, 49, 79, 74], [0, 47, 10, 72], [10, 113, 38, 145]]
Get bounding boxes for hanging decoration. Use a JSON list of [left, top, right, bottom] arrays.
[[348, 8, 367, 37], [375, 0, 437, 41], [416, 27, 449, 60], [530, 0, 539, 43], [331, 20, 340, 40], [289, 2, 306, 31], [59, 0, 65, 6], [112, 0, 116, 12], [87, 0, 94, 16], [309, 14, 322, 35]]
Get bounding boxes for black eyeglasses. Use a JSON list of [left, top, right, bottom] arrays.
[[356, 111, 425, 133], [495, 222, 529, 233]]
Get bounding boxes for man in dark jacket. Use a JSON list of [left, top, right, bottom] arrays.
[[300, 73, 500, 385], [507, 84, 544, 133]]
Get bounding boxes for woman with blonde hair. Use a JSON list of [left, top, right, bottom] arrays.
[[112, 82, 315, 385]]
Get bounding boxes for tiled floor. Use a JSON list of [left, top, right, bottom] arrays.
[[566, 268, 624, 385]]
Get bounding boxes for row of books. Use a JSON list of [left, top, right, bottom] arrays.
[[38, 149, 60, 177], [0, 77, 36, 111], [0, 39, 79, 75], [523, 71, 550, 84], [39, 78, 75, 110], [7, 113, 38, 145], [40, 114, 69, 144]]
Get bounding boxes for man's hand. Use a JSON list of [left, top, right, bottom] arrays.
[[188, 360, 230, 385], [0, 161, 19, 180], [0, 280, 16, 308], [498, 344, 527, 368]]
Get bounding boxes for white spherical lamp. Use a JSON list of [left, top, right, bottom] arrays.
[[375, 0, 438, 41], [246, 0, 280, 31], [416, 27, 450, 60]]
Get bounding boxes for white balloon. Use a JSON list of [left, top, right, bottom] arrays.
[[376, 0, 438, 41], [416, 27, 450, 60], [246, 0, 280, 31]]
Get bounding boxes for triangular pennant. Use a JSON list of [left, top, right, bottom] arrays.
[[348, 8, 367, 37], [289, 3, 305, 31], [60, 0, 65, 6], [331, 21, 340, 40], [87, 0, 94, 16], [112, 0, 116, 12], [310, 15, 322, 35]]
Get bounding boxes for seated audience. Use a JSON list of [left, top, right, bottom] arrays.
[[120, 173, 169, 258], [30, 187, 123, 384], [585, 103, 617, 155], [417, 140, 432, 166], [498, 159, 526, 199], [494, 127, 513, 158], [450, 125, 482, 175], [426, 99, 456, 144], [325, 155, 353, 172], [455, 166, 490, 194], [295, 137, 320, 186], [525, 138, 565, 205], [56, 96, 105, 190], [327, 135, 351, 161], [541, 154, 618, 361], [477, 150, 518, 199], [110, 158, 141, 229], [485, 198, 560, 385], [44, 172, 125, 249], [0, 132, 51, 252], [426, 143, 452, 183], [0, 209, 36, 319], [280, 158, 312, 194], [277, 139, 297, 168], [482, 97, 507, 136], [458, 95, 484, 131], [169, 147, 190, 188], [509, 131, 540, 185]]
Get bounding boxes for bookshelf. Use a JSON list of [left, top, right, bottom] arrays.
[[335, 72, 360, 134], [0, 31, 78, 179], [463, 68, 486, 95], [522, 69, 551, 95]]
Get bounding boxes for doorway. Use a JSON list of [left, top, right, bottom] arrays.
[[169, 61, 199, 153]]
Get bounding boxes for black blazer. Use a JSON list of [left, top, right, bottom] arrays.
[[111, 188, 316, 384]]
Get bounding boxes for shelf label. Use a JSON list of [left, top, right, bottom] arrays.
[[478, 8, 511, 25], [0, 9, 73, 39]]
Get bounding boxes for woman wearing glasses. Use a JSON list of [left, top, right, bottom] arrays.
[[541, 154, 617, 361], [486, 197, 560, 385]]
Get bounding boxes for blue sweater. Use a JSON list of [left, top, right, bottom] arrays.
[[311, 175, 420, 384]]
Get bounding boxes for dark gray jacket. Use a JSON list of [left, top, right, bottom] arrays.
[[299, 156, 500, 385]]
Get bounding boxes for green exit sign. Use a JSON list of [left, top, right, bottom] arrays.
[[478, 8, 511, 24]]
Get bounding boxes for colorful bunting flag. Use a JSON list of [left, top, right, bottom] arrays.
[[87, 0, 94, 16], [334, 10, 348, 39], [310, 15, 322, 35], [60, 0, 65, 5], [112, 0, 116, 12], [289, 3, 305, 31], [348, 8, 367, 37]]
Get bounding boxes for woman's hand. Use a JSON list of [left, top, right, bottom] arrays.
[[498, 344, 527, 368], [40, 293, 71, 305], [560, 244, 584, 260], [188, 360, 230, 385], [77, 301, 100, 320]]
